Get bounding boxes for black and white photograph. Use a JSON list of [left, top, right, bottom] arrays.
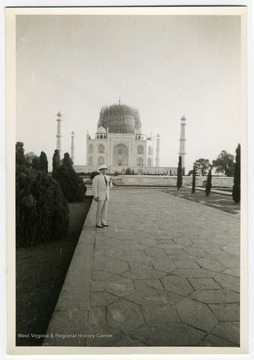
[[5, 4, 249, 357]]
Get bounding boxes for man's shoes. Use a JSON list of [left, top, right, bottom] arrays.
[[102, 224, 109, 227], [96, 225, 103, 228]]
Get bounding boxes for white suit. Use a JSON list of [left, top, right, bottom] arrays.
[[92, 173, 112, 226]]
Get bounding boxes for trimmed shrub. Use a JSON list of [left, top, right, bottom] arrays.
[[16, 142, 69, 247], [177, 155, 183, 190], [52, 149, 61, 173], [52, 153, 87, 202], [16, 167, 69, 247], [192, 165, 196, 193], [232, 144, 240, 203], [90, 171, 100, 180], [38, 151, 48, 173], [205, 168, 212, 196]]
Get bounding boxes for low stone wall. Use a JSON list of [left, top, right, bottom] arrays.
[[119, 175, 233, 188]]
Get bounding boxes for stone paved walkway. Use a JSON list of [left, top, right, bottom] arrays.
[[44, 187, 240, 347]]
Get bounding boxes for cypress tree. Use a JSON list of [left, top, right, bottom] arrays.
[[205, 167, 212, 196], [232, 144, 240, 203], [52, 152, 86, 202], [52, 149, 61, 174], [16, 142, 29, 168], [177, 155, 183, 190], [192, 164, 196, 194], [38, 151, 48, 173]]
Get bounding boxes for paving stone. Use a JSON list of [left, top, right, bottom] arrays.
[[173, 237, 193, 246], [107, 299, 144, 332], [209, 303, 240, 321], [222, 246, 240, 255], [214, 273, 240, 293], [145, 247, 168, 258], [196, 258, 226, 272], [138, 238, 158, 246], [172, 268, 216, 279], [128, 262, 154, 270], [157, 240, 183, 245], [122, 269, 166, 280], [92, 271, 116, 281], [142, 304, 181, 324], [125, 287, 183, 306], [174, 260, 200, 269], [151, 260, 177, 273], [211, 321, 240, 345], [124, 249, 147, 257], [199, 334, 236, 347], [90, 280, 106, 292], [176, 298, 218, 332], [90, 291, 118, 306], [105, 259, 130, 274], [105, 248, 126, 258], [157, 243, 183, 250], [164, 249, 195, 260], [88, 306, 107, 328], [131, 323, 206, 346], [184, 247, 208, 257], [190, 289, 240, 304], [135, 279, 164, 291], [106, 279, 135, 297], [161, 275, 194, 296], [189, 278, 222, 290], [117, 244, 147, 250], [223, 268, 240, 277]]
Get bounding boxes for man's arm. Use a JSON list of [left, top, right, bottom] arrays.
[[92, 176, 99, 200]]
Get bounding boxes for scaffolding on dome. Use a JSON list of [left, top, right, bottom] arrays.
[[97, 103, 142, 134]]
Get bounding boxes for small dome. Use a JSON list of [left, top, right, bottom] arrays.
[[98, 103, 142, 134], [136, 127, 142, 135], [97, 126, 107, 134]]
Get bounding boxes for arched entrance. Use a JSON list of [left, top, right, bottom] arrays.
[[113, 144, 129, 166]]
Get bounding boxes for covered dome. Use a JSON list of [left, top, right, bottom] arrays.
[[97, 126, 107, 134], [98, 103, 142, 134]]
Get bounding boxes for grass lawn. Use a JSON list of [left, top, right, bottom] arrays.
[[160, 187, 240, 215], [16, 196, 92, 346]]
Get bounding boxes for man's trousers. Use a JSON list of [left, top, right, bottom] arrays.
[[96, 200, 108, 226]]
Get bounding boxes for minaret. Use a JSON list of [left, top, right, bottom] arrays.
[[71, 131, 75, 163], [56, 111, 63, 157], [155, 133, 160, 167], [179, 116, 187, 175]]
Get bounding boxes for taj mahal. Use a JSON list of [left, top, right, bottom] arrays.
[[56, 101, 187, 175]]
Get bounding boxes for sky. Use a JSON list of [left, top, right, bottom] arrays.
[[16, 11, 242, 172]]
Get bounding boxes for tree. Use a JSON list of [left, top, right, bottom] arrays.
[[52, 152, 87, 202], [177, 156, 183, 190], [194, 158, 210, 176], [16, 143, 69, 247], [38, 151, 48, 173], [16, 142, 29, 168], [192, 164, 196, 193], [205, 167, 212, 196], [232, 144, 240, 203], [212, 150, 234, 176], [25, 152, 38, 168], [52, 149, 61, 174], [90, 171, 100, 180]]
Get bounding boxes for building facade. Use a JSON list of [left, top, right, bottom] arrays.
[[85, 103, 158, 173]]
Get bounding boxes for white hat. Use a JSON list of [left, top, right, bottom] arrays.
[[99, 164, 108, 170]]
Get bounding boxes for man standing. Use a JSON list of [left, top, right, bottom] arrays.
[[92, 164, 112, 228]]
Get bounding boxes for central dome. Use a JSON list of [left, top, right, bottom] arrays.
[[98, 103, 142, 134]]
